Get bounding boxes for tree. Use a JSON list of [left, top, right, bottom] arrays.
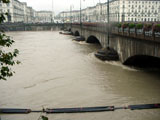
[[0, 0, 20, 80]]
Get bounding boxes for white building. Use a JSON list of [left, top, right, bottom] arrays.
[[0, 0, 55, 23], [0, 0, 14, 22], [121, 0, 160, 22], [57, 0, 160, 23], [22, 2, 28, 23], [57, 11, 74, 23], [35, 11, 54, 23], [12, 0, 24, 22], [72, 10, 79, 22]]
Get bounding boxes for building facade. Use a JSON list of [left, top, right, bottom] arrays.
[[57, 0, 160, 23], [0, 0, 54, 23], [35, 11, 53, 23]]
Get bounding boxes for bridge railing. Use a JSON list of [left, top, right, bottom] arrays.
[[70, 22, 160, 42], [72, 22, 111, 33], [112, 22, 160, 42]]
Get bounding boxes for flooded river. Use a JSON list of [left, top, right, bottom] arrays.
[[0, 31, 160, 120]]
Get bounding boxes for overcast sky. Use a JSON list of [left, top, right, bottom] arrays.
[[19, 0, 107, 15]]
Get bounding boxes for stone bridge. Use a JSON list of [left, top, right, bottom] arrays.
[[1, 22, 160, 66], [66, 23, 160, 66]]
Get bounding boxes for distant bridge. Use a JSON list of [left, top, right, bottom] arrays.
[[0, 23, 63, 31]]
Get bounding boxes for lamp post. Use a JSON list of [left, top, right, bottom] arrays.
[[70, 5, 73, 27], [63, 11, 65, 29], [107, 0, 110, 48], [116, 0, 120, 23], [80, 0, 82, 36], [51, 0, 54, 23], [95, 0, 119, 61]]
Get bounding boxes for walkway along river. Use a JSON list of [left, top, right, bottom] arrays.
[[0, 31, 160, 120]]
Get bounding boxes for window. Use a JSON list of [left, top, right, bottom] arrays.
[[141, 18, 143, 21]]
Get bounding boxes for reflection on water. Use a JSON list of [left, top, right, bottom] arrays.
[[0, 31, 160, 120]]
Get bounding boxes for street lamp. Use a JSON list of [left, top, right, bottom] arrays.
[[51, 0, 54, 23], [95, 0, 119, 61], [80, 0, 82, 35], [107, 0, 110, 48], [70, 5, 74, 29]]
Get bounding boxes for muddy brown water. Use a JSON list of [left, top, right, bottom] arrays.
[[0, 31, 160, 120]]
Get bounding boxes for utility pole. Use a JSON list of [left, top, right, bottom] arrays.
[[122, 0, 125, 22], [63, 11, 65, 29], [70, 5, 72, 25], [70, 5, 73, 29], [51, 0, 54, 23], [107, 0, 110, 48], [118, 0, 120, 23], [80, 0, 82, 36], [63, 12, 64, 23], [99, 0, 102, 22]]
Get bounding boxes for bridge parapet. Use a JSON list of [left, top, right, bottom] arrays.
[[70, 22, 160, 42], [72, 23, 111, 33], [112, 27, 160, 42], [112, 22, 160, 42]]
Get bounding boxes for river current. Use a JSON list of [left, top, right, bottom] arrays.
[[0, 31, 160, 120]]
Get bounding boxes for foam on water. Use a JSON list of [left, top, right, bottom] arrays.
[[72, 40, 90, 45], [88, 52, 138, 72]]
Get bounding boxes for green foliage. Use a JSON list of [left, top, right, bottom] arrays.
[[155, 24, 160, 28], [129, 23, 135, 29], [116, 23, 121, 28], [157, 24, 160, 27], [0, 0, 20, 80], [136, 23, 143, 29]]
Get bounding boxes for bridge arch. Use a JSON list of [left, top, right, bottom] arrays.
[[123, 55, 160, 68], [86, 35, 101, 45], [74, 31, 80, 36]]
